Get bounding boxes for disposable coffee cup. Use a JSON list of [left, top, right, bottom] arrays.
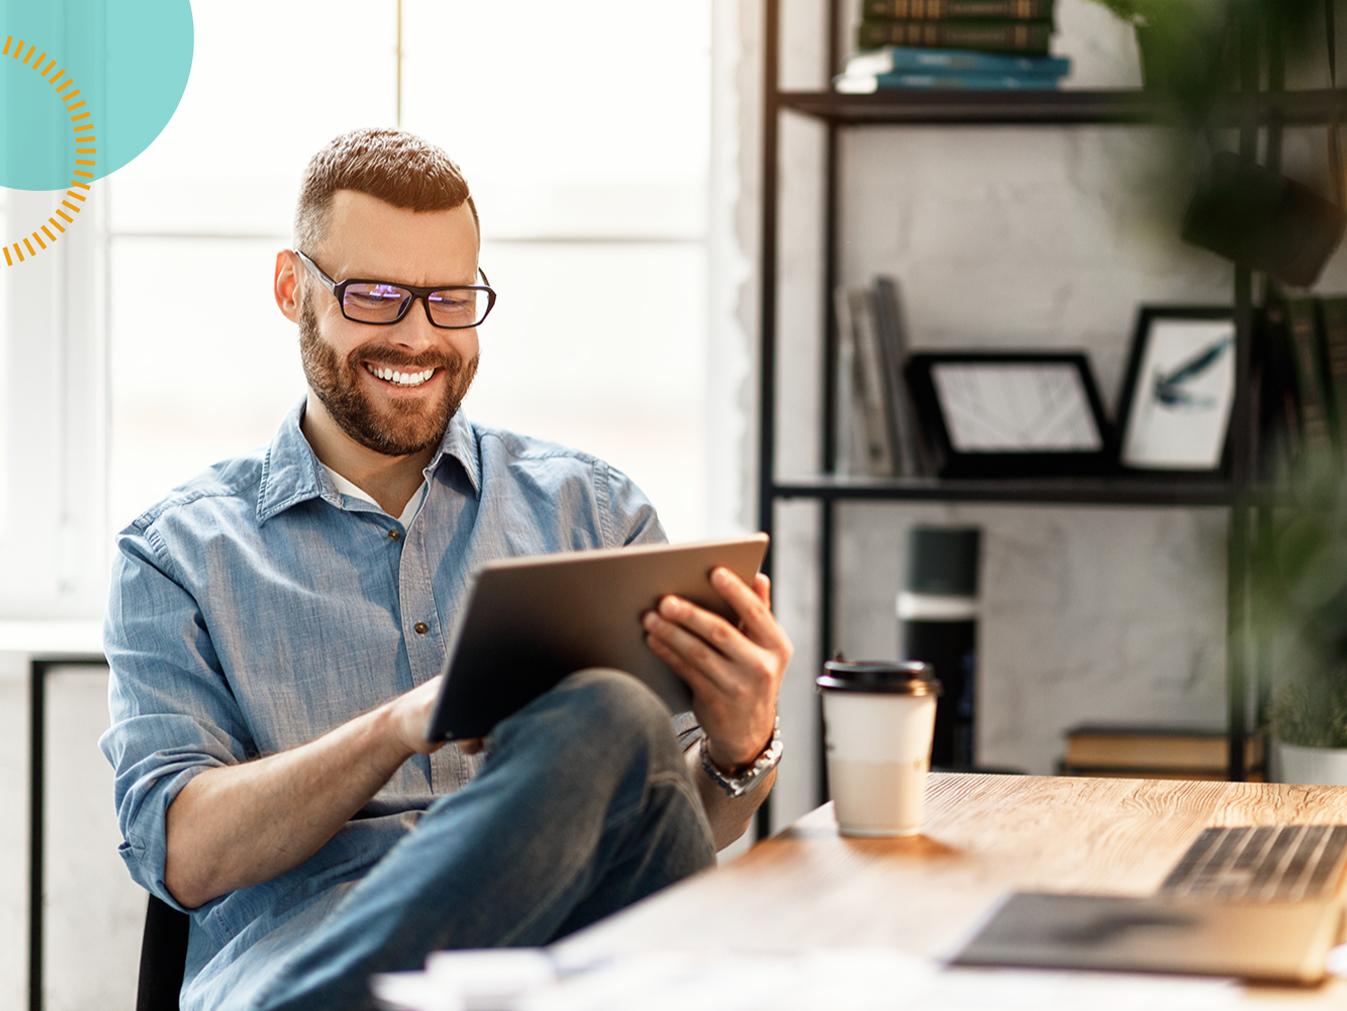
[[817, 659, 941, 837]]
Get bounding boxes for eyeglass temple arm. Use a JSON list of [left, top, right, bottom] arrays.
[[294, 249, 338, 293]]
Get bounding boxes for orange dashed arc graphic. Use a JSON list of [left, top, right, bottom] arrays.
[[0, 33, 96, 268]]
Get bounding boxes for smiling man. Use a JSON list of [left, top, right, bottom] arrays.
[[100, 128, 792, 1011]]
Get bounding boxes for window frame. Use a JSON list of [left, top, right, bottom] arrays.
[[0, 188, 109, 619]]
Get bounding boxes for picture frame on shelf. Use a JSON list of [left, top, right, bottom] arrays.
[[1116, 305, 1236, 476], [904, 351, 1115, 478]]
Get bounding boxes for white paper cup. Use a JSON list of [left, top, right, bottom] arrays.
[[818, 660, 941, 837]]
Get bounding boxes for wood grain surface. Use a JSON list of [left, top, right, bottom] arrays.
[[556, 773, 1347, 1005]]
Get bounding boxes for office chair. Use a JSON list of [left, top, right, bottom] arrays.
[[136, 894, 190, 1011]]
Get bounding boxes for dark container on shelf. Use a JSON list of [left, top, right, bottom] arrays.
[[898, 526, 981, 769]]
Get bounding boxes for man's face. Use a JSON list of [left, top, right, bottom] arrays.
[[296, 191, 481, 457]]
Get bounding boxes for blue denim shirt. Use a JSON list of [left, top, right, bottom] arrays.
[[98, 398, 682, 996]]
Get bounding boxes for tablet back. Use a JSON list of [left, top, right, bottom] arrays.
[[427, 534, 769, 741]]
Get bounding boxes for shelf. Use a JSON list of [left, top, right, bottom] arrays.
[[772, 474, 1241, 507], [777, 87, 1347, 127]]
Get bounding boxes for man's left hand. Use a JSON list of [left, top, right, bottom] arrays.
[[641, 567, 793, 771]]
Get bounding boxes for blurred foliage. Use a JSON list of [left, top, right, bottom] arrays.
[[1088, 0, 1329, 111], [1253, 449, 1347, 747], [1091, 0, 1346, 748], [1086, 0, 1337, 232]]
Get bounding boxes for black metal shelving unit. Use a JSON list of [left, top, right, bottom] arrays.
[[753, 0, 1346, 840], [778, 86, 1347, 125]]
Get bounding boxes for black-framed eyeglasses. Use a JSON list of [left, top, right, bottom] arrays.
[[294, 249, 496, 329]]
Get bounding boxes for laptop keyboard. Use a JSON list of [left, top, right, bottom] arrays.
[[1160, 825, 1347, 902]]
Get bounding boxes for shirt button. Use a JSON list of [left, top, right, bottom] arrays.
[[388, 529, 401, 541], [414, 622, 429, 635]]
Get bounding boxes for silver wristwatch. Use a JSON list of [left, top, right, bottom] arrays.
[[699, 715, 783, 798]]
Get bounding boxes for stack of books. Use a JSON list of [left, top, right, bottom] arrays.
[[1058, 723, 1266, 782], [835, 0, 1070, 94], [833, 275, 930, 477]]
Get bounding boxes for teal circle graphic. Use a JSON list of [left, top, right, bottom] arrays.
[[0, 0, 193, 191]]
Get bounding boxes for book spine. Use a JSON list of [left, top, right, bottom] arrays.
[[868, 71, 1062, 89], [1065, 736, 1263, 770], [1317, 297, 1347, 458], [857, 20, 1053, 53], [863, 0, 1054, 21], [869, 278, 913, 475], [853, 47, 1069, 75], [872, 277, 935, 475], [832, 288, 861, 476], [1285, 295, 1333, 453], [844, 288, 899, 475]]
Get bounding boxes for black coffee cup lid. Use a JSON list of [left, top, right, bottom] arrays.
[[817, 659, 941, 696]]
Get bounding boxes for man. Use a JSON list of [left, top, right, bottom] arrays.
[[100, 128, 791, 1010]]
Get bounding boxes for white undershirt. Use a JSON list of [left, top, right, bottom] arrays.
[[321, 463, 427, 528]]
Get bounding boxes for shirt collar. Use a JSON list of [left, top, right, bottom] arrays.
[[426, 406, 482, 497], [256, 397, 481, 525]]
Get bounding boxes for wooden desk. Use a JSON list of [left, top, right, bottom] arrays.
[[557, 773, 1347, 1005]]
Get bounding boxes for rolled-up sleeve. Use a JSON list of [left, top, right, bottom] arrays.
[[98, 519, 255, 911], [603, 462, 668, 548]]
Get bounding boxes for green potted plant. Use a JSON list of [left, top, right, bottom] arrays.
[[1088, 0, 1231, 98], [1254, 452, 1347, 784]]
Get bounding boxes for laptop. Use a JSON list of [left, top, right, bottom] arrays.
[[952, 824, 1347, 985]]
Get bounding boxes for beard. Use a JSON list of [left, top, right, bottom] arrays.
[[298, 294, 479, 457]]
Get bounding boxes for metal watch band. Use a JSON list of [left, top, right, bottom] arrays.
[[699, 715, 783, 798]]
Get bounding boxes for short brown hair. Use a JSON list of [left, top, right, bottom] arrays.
[[293, 128, 479, 251]]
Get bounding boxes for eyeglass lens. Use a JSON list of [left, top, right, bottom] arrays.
[[342, 283, 490, 327]]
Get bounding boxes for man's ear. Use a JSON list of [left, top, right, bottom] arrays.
[[274, 249, 303, 324]]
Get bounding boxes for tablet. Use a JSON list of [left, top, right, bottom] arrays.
[[425, 533, 770, 742]]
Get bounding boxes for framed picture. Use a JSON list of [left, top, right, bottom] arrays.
[[1116, 306, 1235, 474], [904, 351, 1115, 478]]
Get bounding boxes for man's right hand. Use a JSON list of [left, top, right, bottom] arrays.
[[166, 674, 452, 909], [385, 676, 450, 755]]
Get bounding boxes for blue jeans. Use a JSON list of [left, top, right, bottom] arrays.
[[243, 669, 716, 1010]]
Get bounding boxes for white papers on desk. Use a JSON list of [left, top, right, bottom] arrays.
[[521, 950, 932, 1011], [373, 948, 1245, 1011], [371, 950, 555, 1011], [924, 968, 1241, 1010]]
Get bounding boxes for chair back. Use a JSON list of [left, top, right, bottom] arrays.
[[136, 894, 190, 1011]]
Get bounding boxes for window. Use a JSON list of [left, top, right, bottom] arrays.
[[0, 188, 102, 617], [401, 0, 712, 538], [0, 1, 715, 616]]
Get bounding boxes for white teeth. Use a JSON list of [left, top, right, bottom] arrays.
[[365, 364, 435, 387]]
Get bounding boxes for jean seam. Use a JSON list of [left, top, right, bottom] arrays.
[[497, 768, 700, 947], [494, 782, 649, 948]]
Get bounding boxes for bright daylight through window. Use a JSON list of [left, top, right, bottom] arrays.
[[84, 0, 712, 623]]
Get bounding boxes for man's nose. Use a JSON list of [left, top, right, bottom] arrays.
[[389, 296, 445, 348]]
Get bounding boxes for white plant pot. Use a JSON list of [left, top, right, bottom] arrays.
[[1274, 741, 1347, 786]]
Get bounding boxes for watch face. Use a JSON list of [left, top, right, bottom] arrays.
[[701, 723, 782, 796]]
